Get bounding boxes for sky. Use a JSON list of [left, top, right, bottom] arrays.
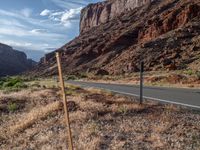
[[0, 0, 103, 61]]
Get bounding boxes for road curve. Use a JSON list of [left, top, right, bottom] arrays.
[[67, 80, 200, 109]]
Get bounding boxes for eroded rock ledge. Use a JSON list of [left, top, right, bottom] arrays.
[[80, 0, 153, 33]]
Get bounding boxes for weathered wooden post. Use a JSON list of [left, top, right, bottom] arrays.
[[56, 52, 74, 150]]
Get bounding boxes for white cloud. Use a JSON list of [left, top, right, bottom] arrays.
[[20, 8, 32, 17], [61, 7, 82, 23], [40, 9, 51, 16], [0, 18, 26, 28], [0, 40, 32, 49], [0, 8, 69, 33], [51, 11, 64, 16], [0, 28, 27, 37], [0, 25, 65, 40], [39, 7, 82, 27], [50, 0, 88, 9], [0, 39, 60, 52], [30, 29, 47, 34], [0, 9, 50, 29]]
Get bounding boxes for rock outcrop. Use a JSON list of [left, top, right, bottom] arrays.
[[0, 43, 36, 76], [31, 0, 200, 76], [80, 0, 153, 33]]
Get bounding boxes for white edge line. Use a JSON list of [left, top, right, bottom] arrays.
[[72, 83, 200, 110], [109, 89, 200, 109]]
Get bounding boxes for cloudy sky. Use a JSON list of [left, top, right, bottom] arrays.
[[0, 0, 102, 61]]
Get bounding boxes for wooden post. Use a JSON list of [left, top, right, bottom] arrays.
[[56, 52, 74, 150]]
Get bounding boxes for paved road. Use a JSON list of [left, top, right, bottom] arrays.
[[67, 80, 200, 109]]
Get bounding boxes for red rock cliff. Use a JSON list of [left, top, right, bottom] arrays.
[[80, 0, 153, 33]]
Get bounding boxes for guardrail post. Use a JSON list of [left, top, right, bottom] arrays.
[[140, 61, 144, 104]]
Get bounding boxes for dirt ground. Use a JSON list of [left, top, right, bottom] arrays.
[[0, 84, 200, 150]]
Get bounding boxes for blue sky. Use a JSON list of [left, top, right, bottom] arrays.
[[0, 0, 103, 61]]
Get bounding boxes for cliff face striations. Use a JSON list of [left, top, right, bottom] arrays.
[[32, 0, 200, 76], [80, 0, 153, 33], [0, 43, 36, 76]]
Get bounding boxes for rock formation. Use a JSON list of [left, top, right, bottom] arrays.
[[31, 0, 200, 76], [80, 0, 153, 33], [0, 43, 36, 76]]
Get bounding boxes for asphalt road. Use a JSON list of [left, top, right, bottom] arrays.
[[67, 80, 200, 109]]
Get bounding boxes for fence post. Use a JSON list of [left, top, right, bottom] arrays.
[[56, 52, 74, 150], [140, 61, 144, 104]]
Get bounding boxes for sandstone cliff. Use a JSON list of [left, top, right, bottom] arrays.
[[80, 0, 153, 33], [0, 43, 36, 76], [32, 0, 200, 76]]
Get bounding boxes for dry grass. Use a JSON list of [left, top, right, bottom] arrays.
[[9, 101, 62, 134], [0, 83, 200, 150], [85, 70, 200, 89]]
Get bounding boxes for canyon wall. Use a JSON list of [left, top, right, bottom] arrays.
[[0, 43, 36, 76], [80, 0, 153, 33]]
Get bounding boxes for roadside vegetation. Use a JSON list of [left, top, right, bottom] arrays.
[[73, 70, 200, 89], [0, 77, 200, 149], [0, 77, 28, 93]]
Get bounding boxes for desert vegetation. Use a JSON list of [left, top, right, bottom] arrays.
[[80, 70, 200, 89], [0, 78, 200, 149], [0, 77, 28, 93]]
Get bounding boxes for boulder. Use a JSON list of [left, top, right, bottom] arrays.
[[95, 69, 109, 76]]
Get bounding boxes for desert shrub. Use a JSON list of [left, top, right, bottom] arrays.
[[118, 106, 128, 115], [66, 75, 78, 80], [7, 102, 18, 112], [0, 77, 28, 92], [0, 77, 7, 87], [179, 63, 187, 69], [21, 76, 37, 82], [31, 83, 41, 88], [2, 77, 22, 87], [65, 90, 74, 95], [67, 84, 79, 90], [0, 80, 4, 87], [65, 73, 88, 80], [13, 82, 28, 88], [78, 73, 88, 79], [185, 69, 194, 76], [196, 71, 200, 80]]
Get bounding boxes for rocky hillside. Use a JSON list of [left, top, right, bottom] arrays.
[[0, 43, 36, 77], [33, 0, 200, 76]]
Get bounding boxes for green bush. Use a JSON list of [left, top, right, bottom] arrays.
[[7, 102, 18, 112], [185, 70, 194, 76], [0, 80, 4, 87], [196, 71, 200, 80], [0, 77, 28, 91], [13, 82, 28, 88]]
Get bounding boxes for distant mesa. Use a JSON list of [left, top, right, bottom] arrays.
[[0, 43, 36, 77]]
